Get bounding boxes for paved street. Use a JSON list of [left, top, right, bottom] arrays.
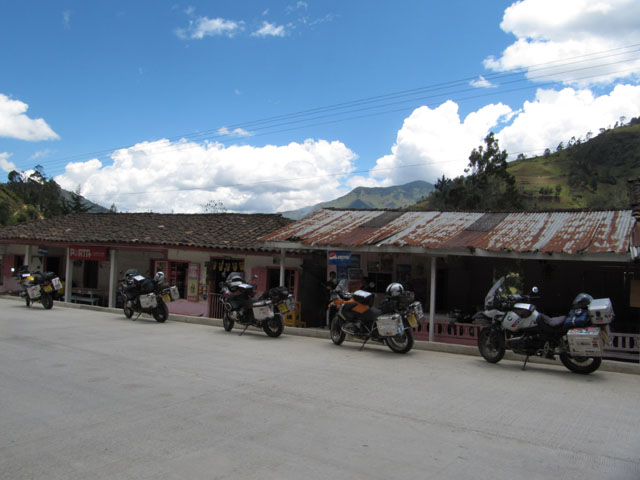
[[1, 298, 639, 480]]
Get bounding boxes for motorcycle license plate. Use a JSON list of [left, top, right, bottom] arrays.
[[162, 294, 171, 303], [278, 303, 288, 313], [407, 313, 418, 328]]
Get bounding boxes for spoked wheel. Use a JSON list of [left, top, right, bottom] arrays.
[[153, 302, 169, 322], [263, 314, 284, 337], [478, 326, 506, 363], [40, 292, 53, 310], [559, 353, 602, 374], [223, 312, 234, 332], [385, 329, 414, 354], [330, 316, 346, 345]]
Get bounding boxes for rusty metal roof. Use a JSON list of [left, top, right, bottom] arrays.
[[261, 209, 639, 259]]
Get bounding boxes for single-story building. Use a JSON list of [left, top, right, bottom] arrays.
[[261, 209, 640, 338], [0, 212, 306, 317]]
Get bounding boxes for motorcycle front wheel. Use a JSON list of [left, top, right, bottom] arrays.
[[330, 316, 346, 345], [263, 314, 284, 337], [124, 306, 134, 318], [153, 302, 169, 322], [223, 312, 234, 331], [478, 326, 506, 363], [41, 292, 53, 310], [25, 295, 31, 307], [559, 353, 602, 374], [385, 329, 414, 354]]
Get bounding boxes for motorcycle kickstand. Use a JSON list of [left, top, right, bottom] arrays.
[[239, 325, 250, 336], [522, 355, 529, 370], [359, 335, 371, 351], [134, 312, 142, 321]]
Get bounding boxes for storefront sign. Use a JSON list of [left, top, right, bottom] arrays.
[[37, 246, 49, 255], [328, 251, 352, 266], [187, 262, 200, 301], [69, 246, 108, 262]]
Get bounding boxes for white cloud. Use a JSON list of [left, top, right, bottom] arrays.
[[62, 10, 71, 29], [0, 94, 59, 141], [54, 138, 357, 213], [497, 84, 640, 155], [0, 152, 16, 173], [217, 126, 253, 138], [176, 16, 243, 39], [470, 76, 496, 88], [485, 0, 640, 86], [367, 101, 513, 185], [252, 21, 288, 38]]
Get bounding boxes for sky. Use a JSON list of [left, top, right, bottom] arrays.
[[1, 0, 640, 214]]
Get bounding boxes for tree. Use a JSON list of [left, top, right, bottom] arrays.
[[202, 200, 227, 213], [65, 186, 91, 213]]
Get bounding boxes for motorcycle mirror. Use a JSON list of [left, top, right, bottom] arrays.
[[532, 286, 539, 294]]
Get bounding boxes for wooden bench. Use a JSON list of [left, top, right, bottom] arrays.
[[70, 295, 99, 305]]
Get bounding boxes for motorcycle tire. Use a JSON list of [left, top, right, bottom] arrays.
[[223, 312, 234, 332], [559, 353, 602, 374], [330, 316, 346, 345], [25, 296, 31, 307], [478, 326, 506, 363], [385, 329, 414, 354], [41, 292, 54, 310], [153, 302, 169, 323], [124, 306, 134, 319], [263, 314, 284, 338]]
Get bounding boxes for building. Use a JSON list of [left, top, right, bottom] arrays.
[[0, 212, 301, 317]]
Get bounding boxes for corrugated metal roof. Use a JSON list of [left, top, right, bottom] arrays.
[[261, 209, 638, 258]]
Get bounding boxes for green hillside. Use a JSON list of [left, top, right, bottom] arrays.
[[510, 123, 640, 210], [282, 180, 434, 219]]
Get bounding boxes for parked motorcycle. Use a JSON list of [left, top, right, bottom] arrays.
[[119, 270, 179, 322], [473, 276, 613, 374], [330, 282, 423, 353], [11, 265, 62, 309], [220, 272, 292, 337]]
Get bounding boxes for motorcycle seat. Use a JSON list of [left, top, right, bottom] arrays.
[[538, 314, 566, 328]]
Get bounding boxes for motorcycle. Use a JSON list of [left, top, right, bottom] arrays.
[[119, 270, 179, 322], [330, 282, 423, 354], [473, 276, 613, 374], [220, 272, 292, 337], [11, 265, 62, 309]]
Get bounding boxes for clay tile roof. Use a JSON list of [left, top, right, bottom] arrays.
[[0, 213, 292, 251]]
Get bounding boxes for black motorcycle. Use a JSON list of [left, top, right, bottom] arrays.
[[220, 272, 291, 337], [330, 282, 422, 354], [119, 270, 178, 322], [12, 265, 62, 309], [473, 277, 613, 374]]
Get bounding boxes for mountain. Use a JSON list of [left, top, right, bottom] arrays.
[[410, 120, 640, 212], [281, 180, 434, 220]]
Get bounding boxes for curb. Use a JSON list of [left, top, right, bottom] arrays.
[[3, 294, 638, 375]]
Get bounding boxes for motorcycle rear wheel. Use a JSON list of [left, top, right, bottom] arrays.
[[478, 327, 505, 363], [223, 312, 234, 331], [41, 292, 53, 310], [153, 302, 169, 322], [385, 329, 414, 354], [263, 314, 284, 337], [330, 316, 346, 345], [559, 353, 601, 374]]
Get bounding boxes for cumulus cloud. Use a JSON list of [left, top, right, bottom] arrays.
[[498, 84, 640, 155], [176, 16, 243, 39], [0, 94, 59, 141], [485, 0, 640, 86], [470, 76, 496, 88], [0, 152, 16, 173], [252, 21, 288, 37], [367, 101, 513, 185], [217, 126, 253, 138], [54, 138, 357, 213]]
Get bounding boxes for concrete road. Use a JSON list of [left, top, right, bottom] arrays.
[[1, 298, 638, 480]]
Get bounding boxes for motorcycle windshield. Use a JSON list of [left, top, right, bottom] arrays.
[[335, 279, 349, 294], [485, 277, 505, 309]]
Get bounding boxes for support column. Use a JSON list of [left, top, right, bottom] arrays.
[[64, 247, 72, 303], [429, 256, 436, 343], [23, 245, 31, 266], [108, 248, 117, 308], [279, 248, 286, 287]]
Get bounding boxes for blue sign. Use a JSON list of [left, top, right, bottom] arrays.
[[328, 251, 352, 266]]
